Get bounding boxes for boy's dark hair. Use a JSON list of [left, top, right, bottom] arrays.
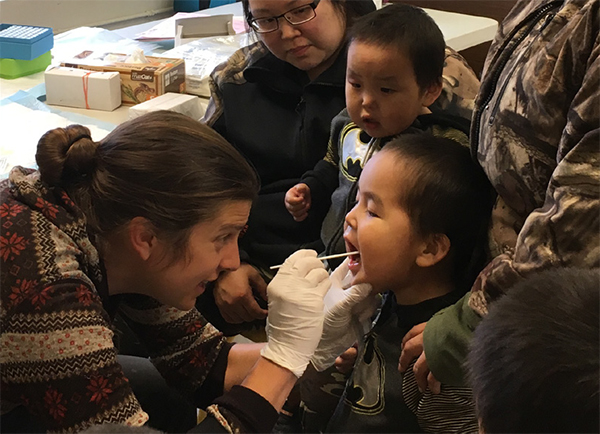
[[382, 134, 493, 290], [348, 3, 445, 90], [467, 268, 600, 433]]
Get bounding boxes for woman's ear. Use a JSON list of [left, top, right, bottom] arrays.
[[127, 217, 157, 261], [415, 233, 450, 268], [421, 80, 443, 108]]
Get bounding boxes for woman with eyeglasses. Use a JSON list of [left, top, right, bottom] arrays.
[[199, 0, 377, 333]]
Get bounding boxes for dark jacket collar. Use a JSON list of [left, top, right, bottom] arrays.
[[311, 42, 348, 87]]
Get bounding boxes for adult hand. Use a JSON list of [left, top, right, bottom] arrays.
[[285, 183, 312, 222], [310, 258, 379, 372], [334, 344, 358, 375], [398, 322, 441, 394], [214, 264, 268, 324], [261, 250, 331, 378]]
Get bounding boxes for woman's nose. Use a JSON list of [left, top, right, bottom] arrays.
[[278, 18, 301, 39], [219, 243, 241, 272]]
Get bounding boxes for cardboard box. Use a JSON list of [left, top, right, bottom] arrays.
[[174, 14, 234, 47], [45, 67, 121, 111], [129, 92, 206, 120], [61, 51, 186, 105]]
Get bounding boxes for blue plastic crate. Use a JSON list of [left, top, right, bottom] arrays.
[[0, 24, 54, 61]]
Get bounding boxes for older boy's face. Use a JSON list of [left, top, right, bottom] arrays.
[[343, 152, 425, 296], [345, 41, 435, 138]]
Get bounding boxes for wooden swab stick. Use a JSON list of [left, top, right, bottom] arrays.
[[269, 251, 359, 270]]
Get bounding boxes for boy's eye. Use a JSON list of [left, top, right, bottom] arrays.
[[348, 81, 361, 89], [367, 209, 379, 218], [380, 87, 395, 94]]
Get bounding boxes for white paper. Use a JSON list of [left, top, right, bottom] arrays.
[[0, 102, 111, 178], [135, 12, 247, 40], [162, 33, 250, 97], [135, 12, 210, 40]]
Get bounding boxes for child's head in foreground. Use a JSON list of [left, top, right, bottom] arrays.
[[467, 268, 600, 434], [346, 3, 445, 139], [343, 134, 492, 303]]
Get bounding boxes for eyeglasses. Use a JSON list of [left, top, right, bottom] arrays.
[[248, 1, 321, 34]]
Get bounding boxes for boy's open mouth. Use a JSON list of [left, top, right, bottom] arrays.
[[345, 242, 361, 269]]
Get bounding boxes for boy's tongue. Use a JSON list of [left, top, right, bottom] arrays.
[[348, 251, 361, 273]]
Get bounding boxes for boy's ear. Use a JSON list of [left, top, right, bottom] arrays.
[[421, 80, 443, 108], [415, 233, 450, 268], [127, 217, 157, 261]]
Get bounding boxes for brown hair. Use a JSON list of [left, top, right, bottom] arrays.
[[35, 111, 259, 260]]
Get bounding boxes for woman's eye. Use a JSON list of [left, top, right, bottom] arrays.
[[217, 233, 235, 245], [258, 17, 275, 25], [291, 5, 311, 16]]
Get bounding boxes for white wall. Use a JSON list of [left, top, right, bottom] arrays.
[[0, 0, 173, 33]]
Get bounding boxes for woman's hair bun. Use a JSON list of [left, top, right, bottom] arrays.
[[36, 124, 98, 186]]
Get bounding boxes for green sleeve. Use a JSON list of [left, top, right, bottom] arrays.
[[423, 293, 482, 386]]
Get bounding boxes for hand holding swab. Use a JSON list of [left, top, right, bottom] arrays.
[[270, 251, 359, 270]]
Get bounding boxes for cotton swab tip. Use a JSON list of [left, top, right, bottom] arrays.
[[269, 251, 359, 270]]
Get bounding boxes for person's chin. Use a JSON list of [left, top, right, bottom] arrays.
[[359, 122, 379, 137], [289, 54, 321, 72], [160, 293, 197, 312], [350, 270, 368, 287], [361, 124, 385, 138], [174, 298, 196, 312]]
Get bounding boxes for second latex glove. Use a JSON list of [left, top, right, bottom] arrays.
[[261, 250, 331, 378], [311, 258, 381, 372]]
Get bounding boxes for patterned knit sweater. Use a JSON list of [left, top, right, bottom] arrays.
[[0, 167, 275, 433]]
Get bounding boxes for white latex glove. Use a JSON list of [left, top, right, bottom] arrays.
[[310, 258, 380, 372], [261, 250, 331, 377]]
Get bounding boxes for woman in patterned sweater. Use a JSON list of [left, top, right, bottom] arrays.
[[0, 111, 331, 433]]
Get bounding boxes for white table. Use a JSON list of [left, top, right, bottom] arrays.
[[423, 8, 498, 52], [113, 2, 498, 52], [0, 2, 498, 126]]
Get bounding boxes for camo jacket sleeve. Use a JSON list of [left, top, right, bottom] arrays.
[[202, 41, 267, 128], [425, 0, 599, 386]]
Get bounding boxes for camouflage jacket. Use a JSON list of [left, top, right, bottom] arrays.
[[425, 0, 600, 386]]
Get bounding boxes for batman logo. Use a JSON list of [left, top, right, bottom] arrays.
[[344, 334, 386, 415], [340, 128, 372, 182]]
